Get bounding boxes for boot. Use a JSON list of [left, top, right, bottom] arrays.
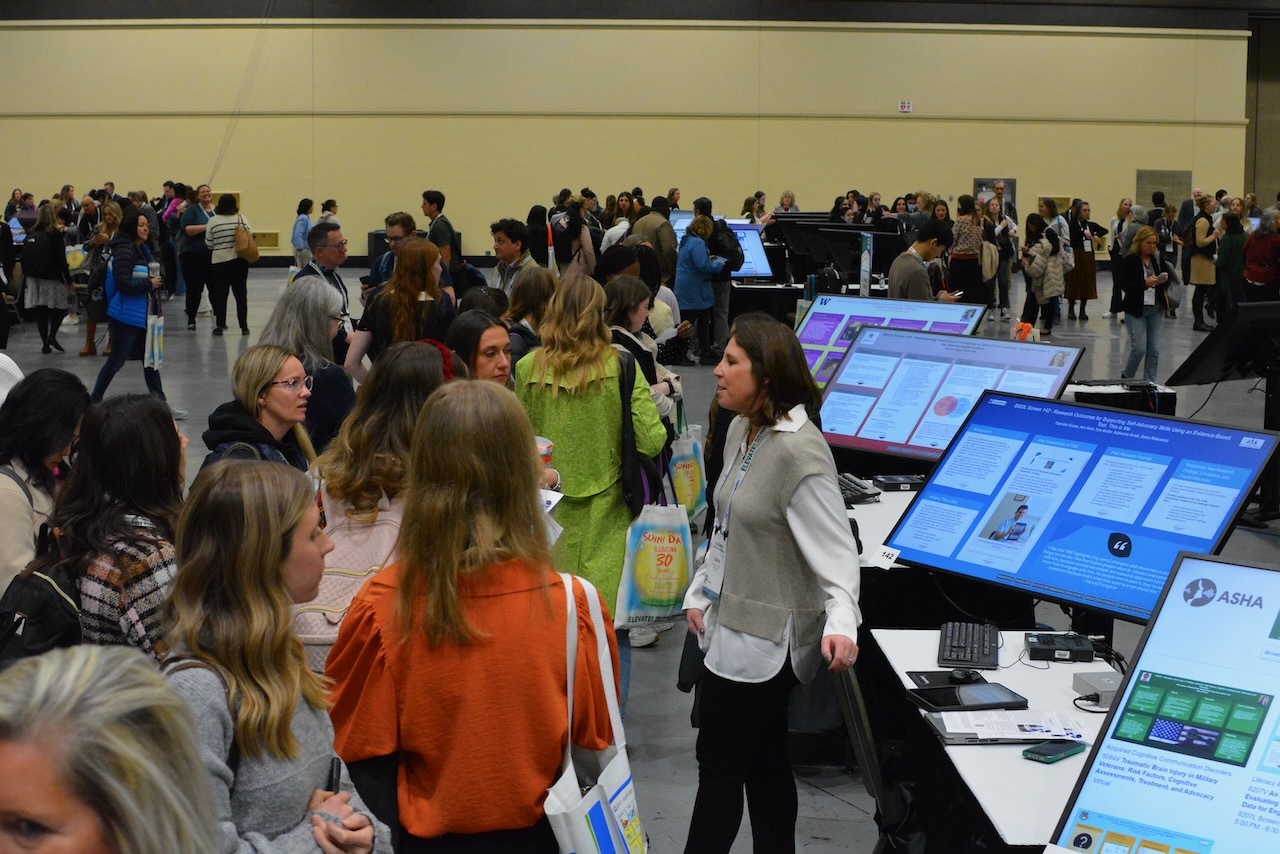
[[1078, 300, 1089, 321], [1067, 301, 1077, 320], [80, 320, 97, 356]]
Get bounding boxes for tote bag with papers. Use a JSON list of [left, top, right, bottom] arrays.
[[545, 574, 646, 854]]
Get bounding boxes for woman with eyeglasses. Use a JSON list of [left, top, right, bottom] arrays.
[[259, 278, 355, 454], [201, 344, 316, 471]]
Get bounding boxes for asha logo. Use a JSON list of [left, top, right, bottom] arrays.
[[1107, 533, 1132, 558], [1183, 578, 1217, 606]]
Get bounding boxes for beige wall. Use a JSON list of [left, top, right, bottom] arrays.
[[0, 19, 1248, 257]]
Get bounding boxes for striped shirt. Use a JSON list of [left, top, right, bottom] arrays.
[[205, 213, 251, 264], [78, 515, 176, 662]]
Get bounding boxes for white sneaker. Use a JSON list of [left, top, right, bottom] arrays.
[[1000, 309, 1010, 321], [986, 311, 995, 322], [169, 406, 188, 421], [1101, 311, 1114, 319], [629, 627, 659, 648], [62, 314, 79, 326]]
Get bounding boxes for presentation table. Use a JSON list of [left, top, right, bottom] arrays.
[[869, 628, 1112, 851]]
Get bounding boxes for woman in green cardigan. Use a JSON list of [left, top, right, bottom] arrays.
[[514, 274, 667, 715]]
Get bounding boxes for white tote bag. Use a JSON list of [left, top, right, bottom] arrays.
[[545, 574, 647, 854]]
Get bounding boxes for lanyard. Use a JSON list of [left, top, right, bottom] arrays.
[[713, 427, 767, 541]]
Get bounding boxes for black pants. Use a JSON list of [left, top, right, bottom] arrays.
[[685, 307, 713, 355], [180, 251, 211, 324], [208, 257, 249, 330], [1192, 284, 1216, 324], [684, 663, 799, 854], [398, 816, 557, 853]]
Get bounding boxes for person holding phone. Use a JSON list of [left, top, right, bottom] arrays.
[[1117, 226, 1170, 383]]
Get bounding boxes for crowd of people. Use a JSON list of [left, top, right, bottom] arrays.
[[3, 173, 1278, 850], [0, 181, 867, 853], [878, 184, 1280, 383]]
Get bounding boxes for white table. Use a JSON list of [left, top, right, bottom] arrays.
[[848, 489, 916, 568], [871, 629, 1111, 848]]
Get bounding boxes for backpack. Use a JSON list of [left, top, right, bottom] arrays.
[[0, 562, 82, 668], [1048, 219, 1075, 274], [292, 486, 402, 672], [85, 246, 113, 323], [709, 220, 745, 274]]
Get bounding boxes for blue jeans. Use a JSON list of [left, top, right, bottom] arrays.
[[1123, 310, 1163, 382], [91, 319, 165, 402]]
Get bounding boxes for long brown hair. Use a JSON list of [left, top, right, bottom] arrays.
[[385, 239, 441, 344], [730, 312, 821, 427], [396, 382, 552, 645], [163, 461, 327, 760], [316, 342, 447, 517]]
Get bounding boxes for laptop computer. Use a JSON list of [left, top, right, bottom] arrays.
[[1049, 552, 1280, 853]]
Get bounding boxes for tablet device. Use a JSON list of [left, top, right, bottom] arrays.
[[906, 683, 1029, 713]]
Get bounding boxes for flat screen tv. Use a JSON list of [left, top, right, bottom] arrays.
[[1051, 552, 1280, 852], [884, 391, 1278, 621], [819, 327, 1083, 459], [797, 294, 984, 388], [727, 222, 774, 280]]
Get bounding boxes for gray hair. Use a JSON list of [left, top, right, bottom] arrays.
[[1258, 207, 1280, 239], [0, 646, 219, 854], [1129, 204, 1149, 225], [258, 278, 343, 370]]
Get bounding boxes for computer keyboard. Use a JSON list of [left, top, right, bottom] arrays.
[[937, 621, 1000, 669]]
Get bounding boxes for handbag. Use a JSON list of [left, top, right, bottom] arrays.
[[1162, 255, 1183, 310], [545, 574, 647, 854], [667, 401, 707, 521], [234, 215, 260, 263], [615, 504, 692, 630], [980, 240, 999, 281], [143, 293, 164, 370], [617, 352, 663, 518]]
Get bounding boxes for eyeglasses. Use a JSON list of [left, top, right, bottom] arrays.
[[268, 375, 314, 393], [328, 314, 342, 322], [323, 240, 348, 250], [385, 234, 408, 245]]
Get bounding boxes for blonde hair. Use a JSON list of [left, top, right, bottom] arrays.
[[528, 274, 615, 397], [0, 646, 219, 854], [1128, 226, 1158, 256], [231, 344, 317, 463], [688, 214, 714, 240], [164, 461, 327, 760], [396, 382, 552, 645], [316, 342, 446, 517]]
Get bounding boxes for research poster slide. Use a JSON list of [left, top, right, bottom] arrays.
[[1055, 558, 1280, 852]]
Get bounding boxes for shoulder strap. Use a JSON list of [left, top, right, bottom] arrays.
[[218, 441, 264, 461], [163, 656, 241, 775], [617, 350, 636, 453], [558, 572, 578, 771], [0, 465, 33, 507]]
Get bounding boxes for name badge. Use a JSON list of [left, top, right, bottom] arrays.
[[702, 533, 727, 601], [1082, 239, 1093, 254]]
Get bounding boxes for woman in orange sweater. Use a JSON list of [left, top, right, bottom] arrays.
[[326, 380, 618, 852]]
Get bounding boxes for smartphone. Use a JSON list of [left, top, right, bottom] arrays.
[[906, 682, 1028, 713], [951, 291, 964, 298], [1022, 740, 1087, 764], [326, 757, 342, 791]]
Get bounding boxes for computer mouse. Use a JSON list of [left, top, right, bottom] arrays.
[[949, 668, 981, 684]]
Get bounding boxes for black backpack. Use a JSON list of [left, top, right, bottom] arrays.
[[709, 220, 745, 273], [0, 563, 82, 668], [85, 245, 112, 323]]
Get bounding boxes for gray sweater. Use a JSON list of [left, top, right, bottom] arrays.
[[168, 666, 392, 853]]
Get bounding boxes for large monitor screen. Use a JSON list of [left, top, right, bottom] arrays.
[[727, 222, 773, 280], [670, 209, 694, 244], [797, 294, 984, 388], [1052, 553, 1280, 853], [820, 328, 1083, 459], [885, 392, 1278, 621]]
